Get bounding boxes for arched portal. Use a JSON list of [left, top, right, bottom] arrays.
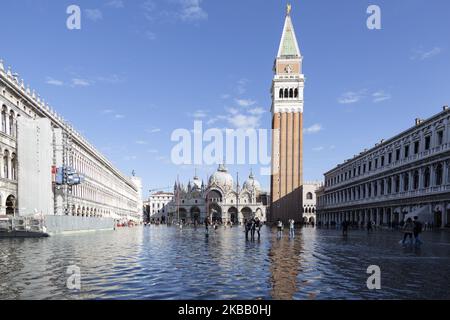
[[178, 208, 187, 223], [6, 195, 16, 216], [228, 207, 238, 224], [206, 190, 223, 203], [209, 203, 222, 223], [241, 207, 253, 221], [190, 206, 201, 224]]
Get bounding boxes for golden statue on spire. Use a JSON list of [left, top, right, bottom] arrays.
[[287, 3, 292, 16]]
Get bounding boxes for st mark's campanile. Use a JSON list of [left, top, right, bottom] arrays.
[[270, 4, 304, 222]]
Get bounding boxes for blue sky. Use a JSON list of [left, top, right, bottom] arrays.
[[1, 0, 450, 195]]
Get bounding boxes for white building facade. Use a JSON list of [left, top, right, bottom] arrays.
[[301, 182, 321, 224], [148, 192, 174, 220], [316, 107, 450, 228], [0, 59, 142, 229]]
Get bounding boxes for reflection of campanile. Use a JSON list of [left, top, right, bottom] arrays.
[[271, 4, 304, 222]]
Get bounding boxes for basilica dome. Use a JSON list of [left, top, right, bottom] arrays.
[[208, 164, 234, 190], [243, 172, 261, 192]]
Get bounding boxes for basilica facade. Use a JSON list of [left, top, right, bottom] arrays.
[[165, 165, 267, 224]]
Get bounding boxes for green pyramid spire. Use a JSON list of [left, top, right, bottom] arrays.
[[277, 9, 301, 58]]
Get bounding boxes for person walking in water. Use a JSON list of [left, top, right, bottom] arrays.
[[277, 219, 283, 238], [204, 217, 210, 235], [402, 218, 414, 245], [255, 217, 262, 240], [413, 216, 423, 245], [250, 218, 256, 240], [244, 219, 251, 240], [342, 220, 349, 236], [367, 220, 373, 233], [289, 219, 295, 238]]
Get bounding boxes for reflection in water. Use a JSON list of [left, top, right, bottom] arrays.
[[1, 226, 450, 300], [268, 232, 302, 300]]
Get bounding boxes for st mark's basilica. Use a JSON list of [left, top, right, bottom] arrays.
[[163, 165, 268, 225]]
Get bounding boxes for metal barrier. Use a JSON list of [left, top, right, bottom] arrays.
[[0, 216, 45, 234]]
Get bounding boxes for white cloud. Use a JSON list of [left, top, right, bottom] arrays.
[[96, 74, 124, 84], [221, 94, 230, 99], [142, 0, 207, 23], [338, 89, 392, 105], [192, 109, 208, 118], [337, 90, 367, 104], [237, 78, 249, 94], [142, 0, 157, 21], [372, 91, 391, 103], [135, 140, 148, 145], [46, 77, 64, 86], [207, 115, 227, 125], [227, 114, 260, 129], [106, 0, 124, 9], [85, 9, 103, 22], [68, 74, 123, 87], [124, 155, 137, 161], [179, 0, 208, 22], [146, 31, 157, 40], [235, 99, 256, 108], [101, 109, 126, 120], [313, 146, 324, 152], [248, 107, 265, 115], [226, 107, 239, 115], [71, 78, 91, 87], [411, 47, 442, 61], [146, 127, 161, 133], [304, 124, 323, 134], [147, 149, 158, 154]]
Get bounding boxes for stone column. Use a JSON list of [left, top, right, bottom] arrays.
[[443, 203, 448, 228], [407, 171, 413, 191], [399, 174, 405, 192], [430, 164, 437, 187], [0, 152, 3, 179], [444, 160, 450, 185], [419, 167, 424, 189], [8, 156, 12, 180], [5, 109, 10, 136]]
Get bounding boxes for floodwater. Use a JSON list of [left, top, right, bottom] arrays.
[[1, 225, 449, 300]]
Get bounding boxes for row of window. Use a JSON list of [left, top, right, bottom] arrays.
[[303, 207, 315, 214], [326, 129, 446, 187], [72, 150, 137, 201], [320, 163, 448, 206], [278, 88, 299, 99], [1, 106, 18, 137], [72, 182, 137, 212], [67, 204, 131, 218]]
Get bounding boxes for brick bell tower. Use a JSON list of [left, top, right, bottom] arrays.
[[270, 3, 304, 223]]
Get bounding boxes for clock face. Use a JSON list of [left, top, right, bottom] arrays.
[[284, 64, 293, 73]]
